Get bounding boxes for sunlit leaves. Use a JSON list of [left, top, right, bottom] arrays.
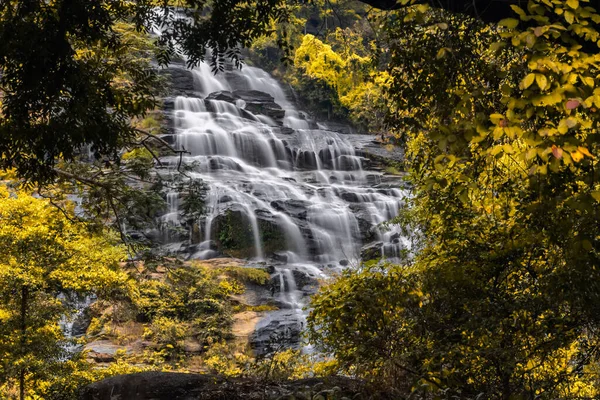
[[499, 18, 520, 29], [364, 0, 600, 397], [523, 73, 536, 88], [0, 187, 128, 397]]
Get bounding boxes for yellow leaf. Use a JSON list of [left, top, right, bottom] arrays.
[[571, 150, 584, 162], [592, 191, 600, 201], [534, 26, 545, 37], [578, 146, 594, 158], [510, 5, 527, 19], [503, 144, 514, 154], [499, 18, 519, 29], [526, 148, 538, 160], [490, 42, 506, 52], [525, 33, 536, 48], [536, 74, 548, 90], [490, 114, 505, 124], [565, 11, 575, 24], [566, 0, 579, 9], [523, 73, 536, 89]]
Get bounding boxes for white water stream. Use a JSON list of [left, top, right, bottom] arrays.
[[158, 60, 410, 350]]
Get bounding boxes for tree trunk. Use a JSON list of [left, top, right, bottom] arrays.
[[19, 286, 28, 400]]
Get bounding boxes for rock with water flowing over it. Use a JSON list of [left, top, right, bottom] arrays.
[[206, 90, 286, 123], [151, 59, 413, 353], [360, 242, 383, 262]]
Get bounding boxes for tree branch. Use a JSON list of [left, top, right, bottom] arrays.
[[359, 0, 528, 24]]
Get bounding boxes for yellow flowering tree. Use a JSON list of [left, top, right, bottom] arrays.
[[292, 30, 389, 132], [0, 187, 129, 400]]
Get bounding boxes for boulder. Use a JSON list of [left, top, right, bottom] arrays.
[[251, 310, 303, 354], [270, 199, 310, 220], [84, 340, 128, 363], [163, 67, 196, 97], [360, 242, 383, 262], [211, 209, 287, 259], [71, 308, 92, 337], [79, 371, 365, 400], [205, 90, 285, 123]]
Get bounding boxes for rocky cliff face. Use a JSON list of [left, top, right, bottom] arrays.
[[139, 60, 411, 352]]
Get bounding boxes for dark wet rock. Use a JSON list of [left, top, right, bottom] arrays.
[[318, 121, 356, 135], [339, 191, 360, 203], [293, 150, 320, 170], [163, 97, 175, 111], [361, 242, 383, 262], [366, 174, 382, 186], [279, 127, 295, 135], [233, 281, 272, 307], [347, 208, 376, 243], [272, 252, 289, 263], [218, 195, 233, 203], [251, 310, 303, 354], [71, 309, 92, 337], [203, 97, 258, 121], [126, 230, 149, 243], [79, 371, 365, 400], [270, 199, 311, 220], [211, 209, 287, 259], [206, 90, 285, 123], [339, 259, 349, 267], [292, 269, 316, 290], [224, 71, 251, 90], [265, 265, 276, 274], [143, 228, 163, 243], [206, 91, 238, 103], [164, 67, 197, 97]]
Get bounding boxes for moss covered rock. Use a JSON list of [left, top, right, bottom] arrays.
[[211, 210, 287, 259]]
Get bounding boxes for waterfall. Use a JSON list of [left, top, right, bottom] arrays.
[[158, 59, 409, 351]]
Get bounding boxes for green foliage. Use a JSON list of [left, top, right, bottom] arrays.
[[203, 341, 325, 381], [36, 357, 147, 400], [131, 261, 244, 353], [217, 267, 272, 286], [143, 316, 188, 357], [308, 264, 422, 388], [0, 3, 161, 184]]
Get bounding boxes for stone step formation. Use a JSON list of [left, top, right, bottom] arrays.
[[152, 59, 410, 352]]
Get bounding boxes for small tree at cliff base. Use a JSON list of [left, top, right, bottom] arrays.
[[0, 186, 130, 400]]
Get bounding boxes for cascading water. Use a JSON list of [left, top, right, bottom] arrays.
[[159, 59, 410, 350]]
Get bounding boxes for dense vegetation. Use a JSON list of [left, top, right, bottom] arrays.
[[308, 0, 600, 398], [2, 0, 600, 399]]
